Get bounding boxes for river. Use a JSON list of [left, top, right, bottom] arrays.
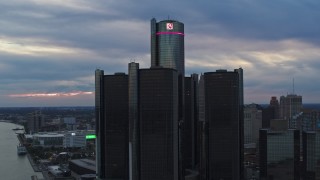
[[0, 121, 43, 180]]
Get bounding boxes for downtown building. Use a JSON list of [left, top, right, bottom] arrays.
[[96, 18, 185, 180], [138, 67, 179, 180], [259, 119, 300, 180], [96, 67, 180, 180], [151, 19, 186, 178], [183, 74, 199, 171], [95, 18, 244, 180], [280, 94, 303, 129], [303, 130, 320, 179], [95, 71, 129, 180], [27, 110, 45, 134], [198, 69, 244, 180], [262, 96, 280, 128], [244, 104, 262, 145]]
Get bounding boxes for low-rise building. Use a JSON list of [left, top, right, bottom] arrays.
[[33, 133, 64, 147], [259, 128, 300, 179], [303, 130, 320, 179], [69, 159, 96, 175], [64, 132, 86, 148]]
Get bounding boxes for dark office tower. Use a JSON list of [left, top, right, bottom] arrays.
[[128, 62, 140, 180], [234, 68, 244, 107], [150, 18, 185, 118], [151, 18, 185, 179], [198, 74, 208, 180], [203, 70, 242, 180], [259, 129, 300, 179], [303, 131, 320, 179], [139, 67, 179, 180], [104, 73, 129, 180], [234, 68, 244, 180], [183, 74, 198, 171], [95, 69, 105, 179], [198, 120, 208, 180]]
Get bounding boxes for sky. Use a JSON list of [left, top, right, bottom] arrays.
[[1, 0, 320, 107]]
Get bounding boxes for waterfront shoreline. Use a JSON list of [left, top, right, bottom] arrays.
[[16, 132, 46, 180], [17, 134, 41, 172], [0, 122, 44, 180]]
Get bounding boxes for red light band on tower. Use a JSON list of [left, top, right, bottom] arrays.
[[156, 32, 185, 36]]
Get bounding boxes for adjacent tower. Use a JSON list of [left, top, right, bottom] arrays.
[[95, 69, 105, 179], [199, 69, 243, 180], [139, 67, 179, 180], [95, 71, 129, 180]]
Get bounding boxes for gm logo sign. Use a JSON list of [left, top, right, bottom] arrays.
[[166, 23, 173, 30]]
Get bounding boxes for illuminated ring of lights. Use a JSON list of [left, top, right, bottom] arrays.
[[156, 32, 185, 36]]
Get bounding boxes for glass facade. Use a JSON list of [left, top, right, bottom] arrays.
[[151, 19, 184, 76], [183, 75, 198, 170], [103, 73, 129, 180], [150, 18, 185, 123], [279, 94, 303, 128], [139, 68, 178, 180], [95, 69, 105, 179], [151, 18, 185, 179], [203, 70, 241, 180], [303, 131, 320, 179], [128, 62, 140, 180], [260, 129, 300, 179]]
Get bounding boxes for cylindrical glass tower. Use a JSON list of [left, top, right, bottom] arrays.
[[151, 18, 185, 76]]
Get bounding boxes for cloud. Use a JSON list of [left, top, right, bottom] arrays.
[[0, 36, 95, 57], [9, 91, 93, 98], [1, 0, 320, 106]]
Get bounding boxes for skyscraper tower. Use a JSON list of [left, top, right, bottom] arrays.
[[150, 18, 185, 117], [183, 74, 199, 170], [151, 18, 185, 179], [199, 69, 243, 180], [139, 67, 179, 180], [95, 69, 105, 179], [128, 62, 140, 180], [95, 71, 129, 180], [150, 18, 184, 75], [104, 73, 129, 180], [280, 94, 302, 128]]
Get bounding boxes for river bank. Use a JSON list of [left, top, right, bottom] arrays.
[[0, 121, 43, 180], [17, 133, 42, 172]]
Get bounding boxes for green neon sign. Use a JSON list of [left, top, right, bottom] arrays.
[[86, 134, 96, 139]]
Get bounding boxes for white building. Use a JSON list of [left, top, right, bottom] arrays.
[[33, 133, 64, 147], [244, 104, 262, 145], [63, 132, 86, 148], [31, 131, 93, 148]]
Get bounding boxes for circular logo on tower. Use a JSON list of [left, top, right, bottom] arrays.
[[166, 23, 173, 30]]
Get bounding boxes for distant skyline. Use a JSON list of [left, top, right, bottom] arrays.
[[1, 0, 320, 107]]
